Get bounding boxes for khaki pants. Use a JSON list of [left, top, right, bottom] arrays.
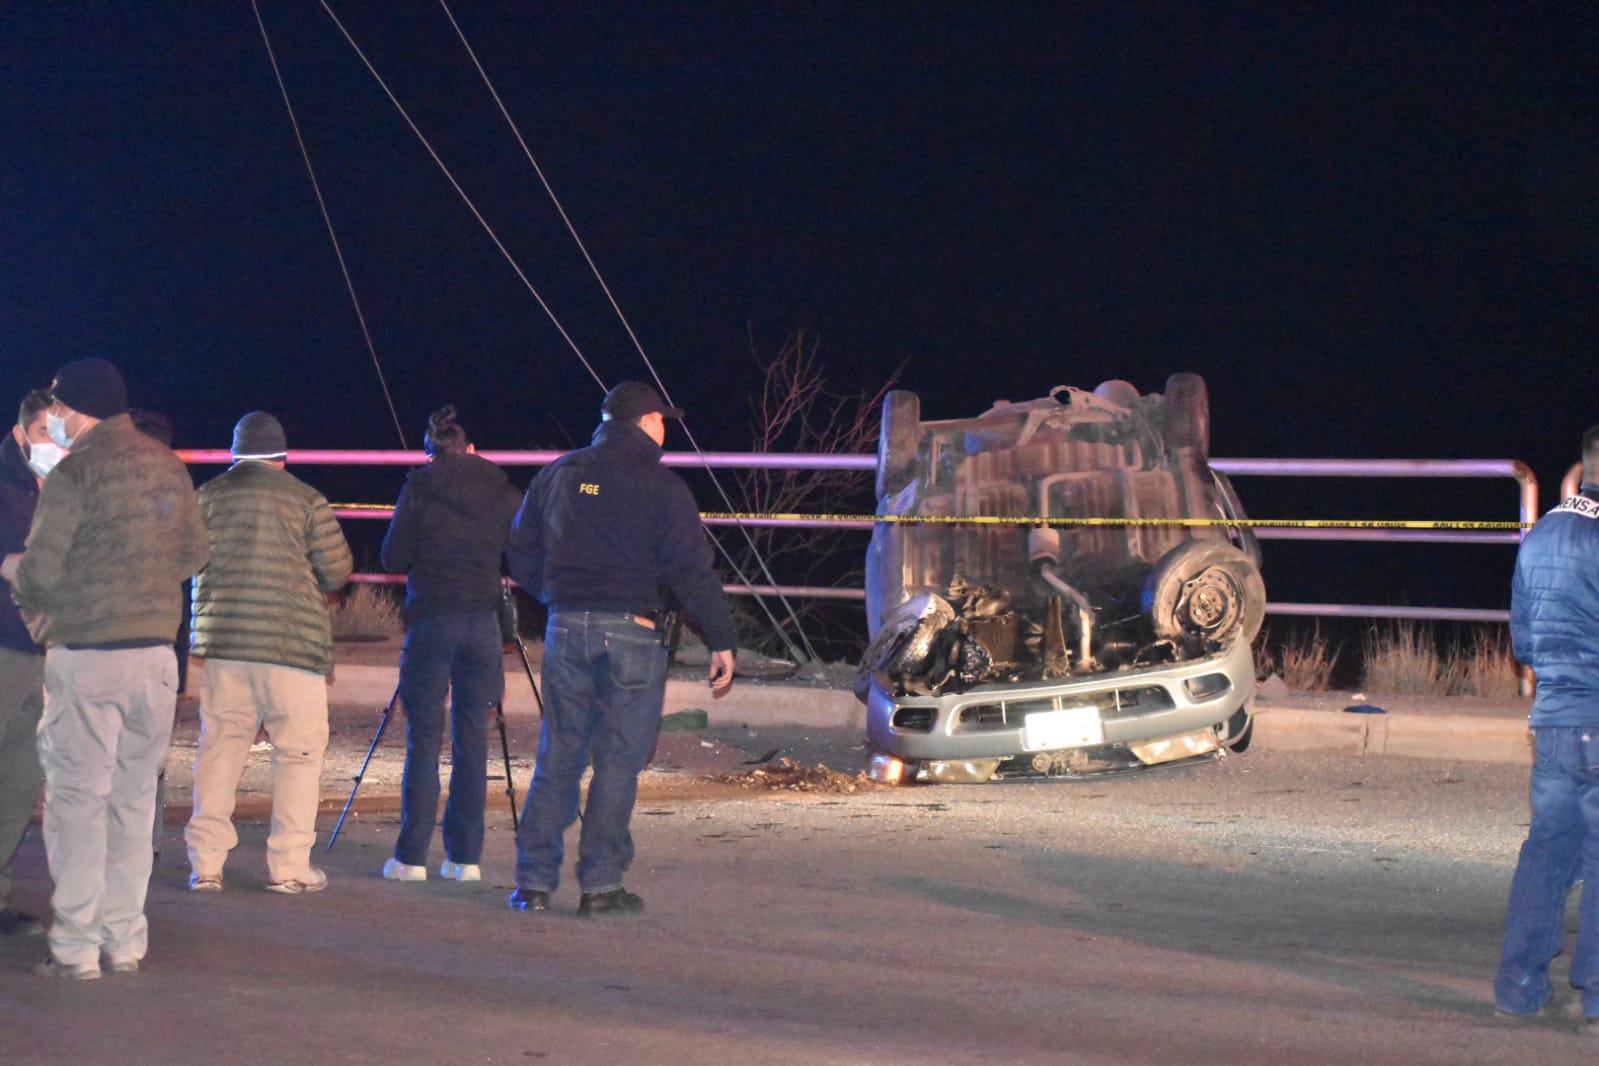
[[38, 645, 176, 967], [185, 659, 329, 883]]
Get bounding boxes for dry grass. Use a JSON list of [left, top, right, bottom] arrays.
[[1278, 623, 1340, 691], [331, 583, 404, 640], [1263, 621, 1521, 698], [1440, 629, 1522, 699], [1360, 621, 1442, 695]]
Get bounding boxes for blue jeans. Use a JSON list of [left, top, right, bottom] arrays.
[[395, 612, 504, 867], [1496, 726, 1599, 1015], [514, 611, 666, 894]]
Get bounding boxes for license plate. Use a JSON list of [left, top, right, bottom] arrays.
[[1023, 705, 1103, 750]]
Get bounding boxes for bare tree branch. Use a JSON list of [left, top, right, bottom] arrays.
[[717, 330, 899, 660]]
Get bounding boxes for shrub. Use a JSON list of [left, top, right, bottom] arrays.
[[331, 583, 404, 640], [1360, 621, 1441, 696], [1279, 623, 1340, 692], [1441, 629, 1522, 699]]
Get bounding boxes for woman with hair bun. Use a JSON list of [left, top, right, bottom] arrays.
[[379, 405, 522, 883]]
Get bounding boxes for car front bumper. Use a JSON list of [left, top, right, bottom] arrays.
[[865, 638, 1256, 762]]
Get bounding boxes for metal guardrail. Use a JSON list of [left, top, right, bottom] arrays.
[[1562, 462, 1583, 501], [178, 450, 1537, 625]]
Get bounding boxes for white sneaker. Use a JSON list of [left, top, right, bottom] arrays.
[[382, 858, 427, 882], [440, 860, 482, 882], [266, 867, 328, 894]]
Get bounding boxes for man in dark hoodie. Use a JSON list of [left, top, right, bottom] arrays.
[[380, 405, 522, 883], [0, 389, 55, 938]]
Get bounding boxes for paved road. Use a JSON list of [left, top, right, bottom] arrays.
[[2, 745, 1590, 1065]]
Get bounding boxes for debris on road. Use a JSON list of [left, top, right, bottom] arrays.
[[707, 758, 883, 793]]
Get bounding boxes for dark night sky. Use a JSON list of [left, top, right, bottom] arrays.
[[4, 3, 1597, 614]]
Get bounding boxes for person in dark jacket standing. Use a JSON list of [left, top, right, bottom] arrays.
[[380, 405, 521, 883], [184, 412, 352, 895], [505, 382, 736, 917], [5, 358, 210, 979], [0, 389, 56, 937], [1496, 424, 1599, 1023]]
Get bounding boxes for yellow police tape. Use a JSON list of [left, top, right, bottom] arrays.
[[332, 502, 1529, 530]]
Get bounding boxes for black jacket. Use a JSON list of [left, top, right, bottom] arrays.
[[381, 451, 522, 621], [0, 434, 41, 654], [507, 420, 737, 652]]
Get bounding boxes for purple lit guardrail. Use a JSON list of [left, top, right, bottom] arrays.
[[177, 449, 1537, 625], [1562, 462, 1583, 502]]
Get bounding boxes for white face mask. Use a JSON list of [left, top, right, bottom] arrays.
[[25, 440, 68, 479], [46, 412, 74, 450]]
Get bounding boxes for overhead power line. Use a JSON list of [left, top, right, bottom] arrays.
[[250, 0, 408, 448]]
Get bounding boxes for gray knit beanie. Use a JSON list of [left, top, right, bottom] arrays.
[[231, 411, 288, 460]]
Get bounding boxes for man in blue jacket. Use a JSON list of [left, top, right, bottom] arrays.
[[506, 382, 735, 916], [1497, 424, 1599, 1023]]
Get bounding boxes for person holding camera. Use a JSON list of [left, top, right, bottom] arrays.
[[380, 405, 521, 883]]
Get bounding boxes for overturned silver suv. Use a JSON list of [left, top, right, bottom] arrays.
[[858, 374, 1264, 783]]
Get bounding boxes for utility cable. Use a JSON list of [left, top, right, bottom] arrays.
[[316, 0, 606, 392], [437, 0, 821, 666], [250, 0, 409, 448]]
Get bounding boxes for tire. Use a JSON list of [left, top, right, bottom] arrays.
[[876, 390, 922, 500], [1219, 706, 1253, 753], [1142, 540, 1266, 645], [1162, 372, 1210, 455]]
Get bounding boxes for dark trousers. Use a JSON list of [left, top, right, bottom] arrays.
[[514, 611, 666, 894], [1497, 726, 1599, 1016], [395, 612, 503, 867]]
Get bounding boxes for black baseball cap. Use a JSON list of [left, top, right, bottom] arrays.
[[601, 381, 685, 420]]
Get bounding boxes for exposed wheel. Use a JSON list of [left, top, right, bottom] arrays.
[[876, 390, 922, 499], [1162, 372, 1210, 455], [1142, 540, 1266, 645], [1218, 706, 1253, 752]]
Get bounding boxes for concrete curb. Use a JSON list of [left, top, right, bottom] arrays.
[[1254, 701, 1532, 765]]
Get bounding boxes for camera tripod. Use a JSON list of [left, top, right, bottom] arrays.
[[327, 587, 546, 850]]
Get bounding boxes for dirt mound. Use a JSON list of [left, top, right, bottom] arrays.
[[706, 758, 883, 794]]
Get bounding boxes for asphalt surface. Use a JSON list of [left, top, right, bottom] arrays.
[[0, 648, 1549, 1065], [1, 746, 1584, 1065]]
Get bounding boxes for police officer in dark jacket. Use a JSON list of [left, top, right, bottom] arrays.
[[506, 382, 735, 916], [380, 405, 522, 884]]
